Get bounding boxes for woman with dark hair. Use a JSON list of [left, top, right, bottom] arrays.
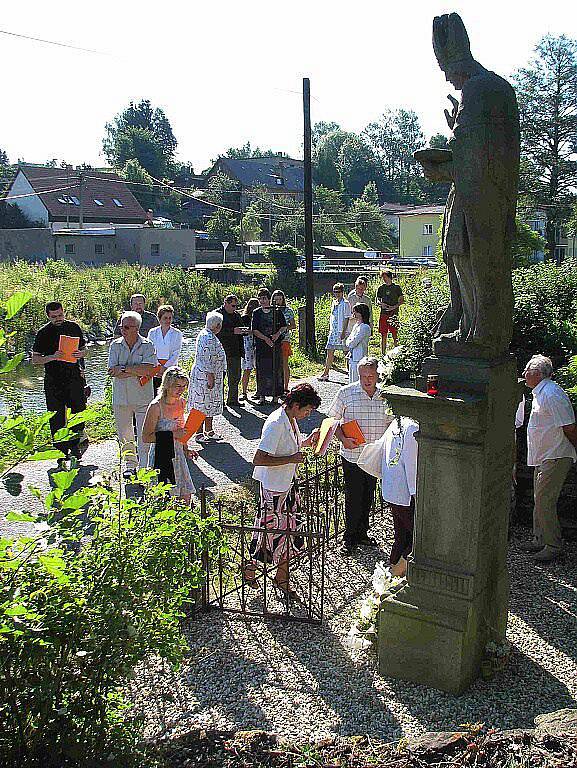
[[271, 289, 296, 395], [246, 383, 322, 597], [240, 297, 260, 401], [251, 288, 286, 405], [344, 303, 372, 383]]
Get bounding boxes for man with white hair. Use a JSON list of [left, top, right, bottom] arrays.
[[522, 354, 577, 562], [108, 310, 158, 478], [328, 356, 393, 555]]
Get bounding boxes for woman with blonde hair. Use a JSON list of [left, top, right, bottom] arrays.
[[142, 366, 197, 503], [147, 304, 183, 394]]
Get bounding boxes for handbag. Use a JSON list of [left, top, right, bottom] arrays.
[[357, 433, 387, 479]]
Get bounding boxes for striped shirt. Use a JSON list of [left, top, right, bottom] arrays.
[[327, 382, 393, 463]]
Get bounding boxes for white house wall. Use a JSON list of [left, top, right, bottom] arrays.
[[5, 171, 49, 226]]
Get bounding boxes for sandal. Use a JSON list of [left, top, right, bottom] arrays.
[[273, 579, 296, 599], [242, 563, 259, 589]]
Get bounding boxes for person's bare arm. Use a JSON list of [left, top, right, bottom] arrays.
[[563, 423, 577, 450], [142, 402, 160, 444], [32, 351, 64, 365], [253, 449, 303, 466]]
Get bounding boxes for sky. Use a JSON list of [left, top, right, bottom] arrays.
[[2, 0, 576, 173]]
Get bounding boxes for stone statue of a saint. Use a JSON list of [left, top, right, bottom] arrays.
[[416, 13, 520, 359]]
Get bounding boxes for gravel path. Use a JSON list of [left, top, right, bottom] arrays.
[[132, 527, 577, 742], [3, 370, 576, 742]]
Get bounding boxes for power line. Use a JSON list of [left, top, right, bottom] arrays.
[[0, 28, 109, 55]]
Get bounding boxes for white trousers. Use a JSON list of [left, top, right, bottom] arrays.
[[113, 404, 149, 469]]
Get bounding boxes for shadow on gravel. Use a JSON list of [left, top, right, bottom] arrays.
[[196, 442, 253, 482]]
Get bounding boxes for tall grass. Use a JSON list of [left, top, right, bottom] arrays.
[[0, 261, 258, 348]]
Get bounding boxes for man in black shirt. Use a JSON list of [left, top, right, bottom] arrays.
[[32, 301, 87, 461], [114, 294, 159, 338], [376, 269, 404, 354], [217, 294, 249, 407]]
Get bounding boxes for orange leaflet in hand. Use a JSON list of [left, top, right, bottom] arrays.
[[178, 409, 206, 444], [58, 335, 80, 364], [341, 420, 366, 446], [139, 359, 168, 386]]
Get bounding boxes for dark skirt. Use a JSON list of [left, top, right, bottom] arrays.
[[254, 345, 283, 398]]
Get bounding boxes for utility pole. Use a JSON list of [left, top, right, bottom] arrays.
[[78, 171, 84, 229], [303, 77, 315, 353]]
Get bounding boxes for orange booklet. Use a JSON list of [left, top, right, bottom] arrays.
[[341, 420, 366, 446], [58, 335, 80, 364], [139, 359, 168, 386], [178, 409, 206, 444], [314, 417, 338, 457]]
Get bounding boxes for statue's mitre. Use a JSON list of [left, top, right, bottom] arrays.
[[432, 13, 473, 69]]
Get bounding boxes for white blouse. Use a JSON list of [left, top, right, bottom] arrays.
[[147, 325, 183, 368], [253, 406, 302, 492], [381, 417, 419, 507]]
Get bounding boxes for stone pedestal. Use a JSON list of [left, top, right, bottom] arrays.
[[377, 354, 521, 693]]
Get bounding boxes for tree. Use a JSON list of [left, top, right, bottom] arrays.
[[337, 135, 381, 198], [312, 121, 340, 153], [103, 100, 177, 176], [204, 171, 241, 209], [0, 148, 8, 166], [512, 218, 547, 267], [123, 158, 155, 208], [224, 142, 284, 159], [361, 181, 380, 206], [0, 202, 42, 228], [429, 133, 449, 148], [205, 209, 238, 242], [363, 109, 426, 202], [315, 129, 350, 190], [348, 199, 394, 251], [514, 35, 577, 259]]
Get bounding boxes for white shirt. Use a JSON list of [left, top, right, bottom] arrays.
[[346, 289, 373, 325], [527, 378, 576, 466], [108, 336, 157, 407], [147, 325, 183, 368], [327, 382, 393, 463], [381, 418, 419, 507], [329, 298, 351, 336], [253, 407, 302, 492], [345, 322, 371, 362]]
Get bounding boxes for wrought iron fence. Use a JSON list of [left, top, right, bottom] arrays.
[[196, 452, 345, 624]]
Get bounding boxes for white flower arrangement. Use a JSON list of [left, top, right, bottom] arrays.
[[346, 561, 404, 652]]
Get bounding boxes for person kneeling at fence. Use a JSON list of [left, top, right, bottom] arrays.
[[246, 383, 321, 598], [381, 416, 419, 578]]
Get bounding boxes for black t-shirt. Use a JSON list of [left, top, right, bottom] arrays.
[[251, 307, 285, 354], [377, 283, 403, 316], [217, 305, 245, 358], [33, 320, 86, 381]]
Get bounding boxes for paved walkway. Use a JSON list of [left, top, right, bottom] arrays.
[[0, 373, 348, 538]]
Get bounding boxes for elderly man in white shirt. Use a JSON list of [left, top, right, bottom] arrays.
[[328, 356, 393, 555], [108, 310, 158, 478], [522, 354, 577, 562], [381, 417, 419, 577]]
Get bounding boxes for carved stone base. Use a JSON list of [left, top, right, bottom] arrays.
[[377, 355, 520, 693]]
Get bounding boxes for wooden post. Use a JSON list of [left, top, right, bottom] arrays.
[[303, 77, 316, 353]]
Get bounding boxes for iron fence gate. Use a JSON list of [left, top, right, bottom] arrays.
[[198, 452, 346, 624]]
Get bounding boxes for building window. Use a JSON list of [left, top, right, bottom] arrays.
[[94, 243, 104, 255], [93, 198, 104, 206], [113, 198, 124, 207], [64, 243, 75, 255], [422, 224, 433, 235], [422, 245, 433, 257], [275, 177, 284, 185], [151, 243, 160, 257], [70, 196, 80, 206]]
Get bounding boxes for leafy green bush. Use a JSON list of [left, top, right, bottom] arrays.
[[0, 468, 221, 766], [383, 260, 577, 380], [264, 245, 303, 296], [555, 355, 577, 409]]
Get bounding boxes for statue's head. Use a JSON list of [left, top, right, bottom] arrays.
[[433, 13, 475, 89]]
